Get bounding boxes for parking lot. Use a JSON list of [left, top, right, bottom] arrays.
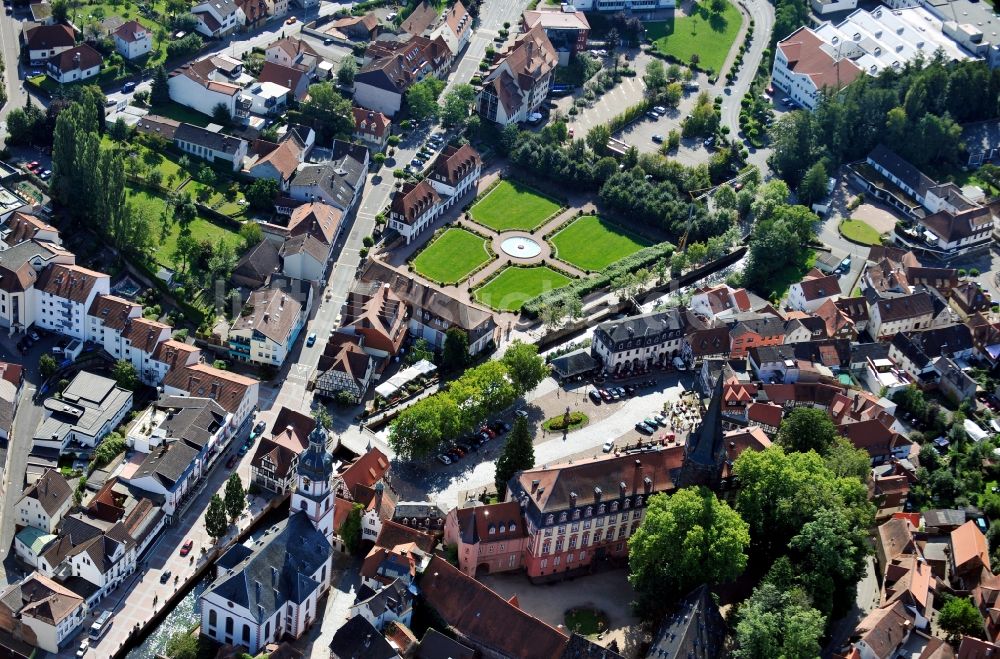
[[613, 100, 715, 166], [389, 371, 699, 507]]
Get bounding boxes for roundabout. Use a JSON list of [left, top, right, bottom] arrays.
[[500, 236, 542, 259]]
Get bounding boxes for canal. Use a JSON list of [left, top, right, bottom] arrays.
[[124, 502, 287, 658], [126, 574, 210, 659]]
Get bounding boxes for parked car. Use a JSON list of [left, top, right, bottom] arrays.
[[324, 37, 334, 45], [515, 408, 528, 419], [635, 422, 655, 434], [653, 105, 666, 115], [602, 441, 614, 453], [645, 417, 661, 428], [653, 413, 667, 426], [625, 385, 637, 396], [40, 170, 51, 179], [599, 389, 612, 402], [159, 570, 172, 584], [651, 134, 664, 143], [589, 390, 602, 403], [306, 332, 317, 347], [252, 420, 265, 436], [180, 539, 194, 556], [703, 137, 715, 149], [286, 16, 297, 24], [410, 158, 423, 167], [75, 640, 89, 659], [613, 387, 626, 398], [226, 454, 238, 469], [29, 330, 40, 341], [436, 454, 452, 465], [492, 421, 511, 434], [646, 111, 659, 120], [123, 81, 136, 92]]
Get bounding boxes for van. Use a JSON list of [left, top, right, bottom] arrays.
[[683, 81, 700, 91], [89, 611, 113, 641]]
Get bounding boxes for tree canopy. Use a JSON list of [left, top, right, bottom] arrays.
[[777, 406, 842, 455], [500, 340, 548, 396], [224, 473, 246, 523], [495, 416, 535, 497], [628, 487, 750, 618]]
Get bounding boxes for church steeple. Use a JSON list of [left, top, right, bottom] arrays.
[[677, 376, 727, 490], [291, 420, 336, 543]]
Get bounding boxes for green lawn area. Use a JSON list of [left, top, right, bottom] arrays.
[[549, 215, 651, 272], [127, 187, 240, 268], [412, 228, 492, 284], [839, 219, 882, 246], [949, 168, 1000, 197], [148, 102, 212, 128], [763, 251, 817, 303], [178, 179, 246, 217], [475, 266, 572, 312], [469, 180, 562, 232], [564, 608, 609, 636], [645, 1, 742, 75]]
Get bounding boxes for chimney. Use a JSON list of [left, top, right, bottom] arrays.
[[569, 492, 577, 507], [633, 459, 642, 494], [593, 486, 602, 501], [643, 476, 652, 494], [619, 481, 626, 497]]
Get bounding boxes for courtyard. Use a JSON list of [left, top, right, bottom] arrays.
[[469, 180, 564, 232], [474, 265, 573, 312], [411, 227, 492, 284], [549, 215, 651, 272]]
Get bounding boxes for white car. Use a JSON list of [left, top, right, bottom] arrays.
[[436, 454, 452, 465], [602, 441, 614, 453]]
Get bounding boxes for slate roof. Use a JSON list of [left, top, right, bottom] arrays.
[[416, 628, 475, 659], [595, 308, 704, 344], [233, 238, 281, 288], [154, 395, 228, 449], [174, 123, 246, 156], [921, 205, 992, 243], [19, 469, 71, 517], [453, 501, 525, 544], [875, 292, 934, 323], [231, 287, 302, 345], [205, 511, 331, 622], [329, 614, 398, 659], [430, 144, 481, 186], [646, 584, 725, 659], [869, 144, 937, 198], [290, 140, 367, 211], [163, 363, 257, 415], [391, 180, 441, 224], [129, 440, 199, 489]]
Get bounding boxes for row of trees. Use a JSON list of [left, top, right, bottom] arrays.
[[388, 341, 547, 459], [628, 407, 874, 657], [205, 473, 248, 540], [770, 58, 1000, 185]]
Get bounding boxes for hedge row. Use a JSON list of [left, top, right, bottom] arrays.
[[521, 241, 675, 317]]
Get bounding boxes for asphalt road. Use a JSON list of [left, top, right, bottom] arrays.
[[445, 0, 534, 92], [0, 3, 50, 134]]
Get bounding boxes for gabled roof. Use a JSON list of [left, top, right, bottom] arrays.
[[25, 24, 75, 50], [482, 25, 557, 114], [329, 614, 398, 659], [391, 180, 441, 224], [49, 44, 103, 73], [420, 555, 568, 658], [163, 363, 257, 415], [875, 291, 934, 323], [453, 501, 525, 545], [268, 36, 318, 60], [5, 572, 84, 626], [868, 144, 937, 199], [250, 137, 302, 181], [921, 205, 993, 243], [19, 469, 71, 517], [647, 584, 726, 659], [816, 297, 855, 337], [374, 520, 436, 554], [746, 402, 783, 428], [36, 264, 107, 303], [288, 202, 342, 245], [233, 238, 281, 288], [151, 339, 199, 373], [174, 123, 246, 156], [88, 294, 140, 331], [523, 8, 591, 31], [852, 600, 914, 659], [430, 144, 481, 186], [952, 520, 991, 572], [352, 106, 391, 138], [776, 26, 862, 92], [795, 271, 840, 301], [258, 61, 307, 92], [113, 20, 148, 42], [401, 1, 438, 35], [231, 287, 302, 345], [5, 212, 58, 245], [337, 447, 390, 500], [122, 316, 169, 354]]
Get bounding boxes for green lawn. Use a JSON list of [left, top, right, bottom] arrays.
[[178, 179, 246, 217], [645, 1, 742, 75], [469, 180, 562, 232], [412, 228, 492, 284], [148, 102, 212, 128], [127, 187, 241, 268], [475, 266, 572, 312], [839, 219, 882, 246], [763, 250, 816, 303], [549, 215, 651, 272], [564, 608, 609, 636]]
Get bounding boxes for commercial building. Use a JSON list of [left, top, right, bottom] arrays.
[[477, 26, 558, 126], [228, 287, 305, 367], [522, 8, 591, 65], [33, 372, 132, 453], [591, 308, 704, 375]]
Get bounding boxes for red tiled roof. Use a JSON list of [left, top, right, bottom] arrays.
[[777, 27, 863, 93], [952, 520, 991, 573], [747, 402, 783, 428], [36, 264, 106, 304], [162, 363, 257, 415], [88, 294, 140, 331], [352, 106, 391, 139], [338, 448, 390, 500], [421, 555, 568, 658]]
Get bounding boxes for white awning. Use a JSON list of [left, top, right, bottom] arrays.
[[375, 359, 436, 398]]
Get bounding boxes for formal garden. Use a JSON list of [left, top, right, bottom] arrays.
[[549, 215, 651, 272], [474, 266, 573, 312], [468, 179, 564, 232], [411, 227, 493, 285]]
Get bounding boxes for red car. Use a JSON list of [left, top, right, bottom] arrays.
[[226, 454, 238, 469], [179, 539, 194, 556]]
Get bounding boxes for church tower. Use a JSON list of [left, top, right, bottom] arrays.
[[677, 376, 728, 490], [291, 422, 336, 544]]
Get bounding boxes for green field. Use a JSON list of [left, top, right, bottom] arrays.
[[469, 180, 562, 232], [126, 187, 241, 268], [549, 215, 651, 272], [475, 266, 572, 312], [839, 219, 882, 246], [645, 1, 742, 75], [412, 228, 492, 284]]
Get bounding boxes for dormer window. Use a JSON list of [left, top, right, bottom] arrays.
[[598, 504, 606, 514], [546, 514, 554, 525], [559, 512, 567, 523], [489, 525, 495, 535], [572, 510, 580, 520], [585, 506, 592, 518], [611, 502, 619, 512]]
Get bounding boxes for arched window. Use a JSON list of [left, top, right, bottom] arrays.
[[489, 525, 496, 535], [300, 500, 307, 511], [572, 509, 580, 520], [242, 624, 250, 644], [225, 617, 233, 636], [624, 498, 631, 509], [209, 609, 217, 629], [636, 496, 643, 507]]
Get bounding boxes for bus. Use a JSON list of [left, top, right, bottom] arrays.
[[89, 611, 113, 641]]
